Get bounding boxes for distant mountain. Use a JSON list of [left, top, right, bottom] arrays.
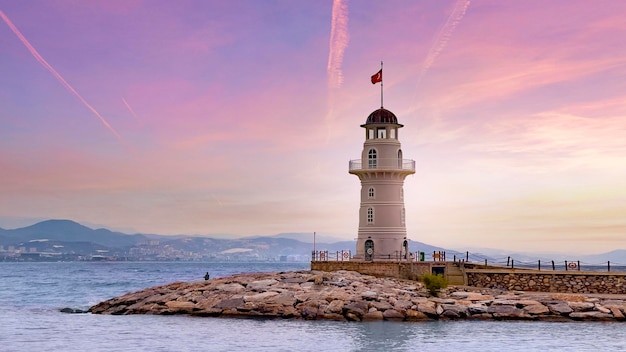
[[579, 250, 626, 264], [1, 219, 463, 261], [262, 232, 347, 244], [161, 236, 319, 257], [2, 219, 624, 264], [0, 228, 12, 245], [0, 219, 147, 248]]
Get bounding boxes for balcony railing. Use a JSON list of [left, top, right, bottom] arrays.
[[349, 159, 416, 172]]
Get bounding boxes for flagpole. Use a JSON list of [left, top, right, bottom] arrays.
[[380, 61, 384, 108]]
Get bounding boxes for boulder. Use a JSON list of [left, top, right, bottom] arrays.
[[268, 292, 297, 307], [361, 291, 378, 300], [548, 302, 573, 315], [247, 279, 278, 291], [324, 299, 345, 314], [344, 301, 368, 318], [382, 309, 405, 321], [393, 299, 413, 312], [215, 297, 244, 309], [491, 299, 518, 306], [467, 304, 488, 315], [417, 301, 438, 317], [594, 304, 611, 314], [244, 291, 279, 302], [165, 301, 196, 313], [441, 304, 468, 317], [59, 307, 86, 314], [297, 301, 320, 319], [524, 304, 550, 315], [488, 305, 531, 320], [405, 309, 429, 321], [600, 300, 626, 311], [215, 283, 246, 293], [568, 302, 595, 312], [371, 300, 393, 311], [569, 311, 613, 321], [610, 307, 624, 320]]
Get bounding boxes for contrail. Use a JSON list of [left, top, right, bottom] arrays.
[[0, 10, 123, 141], [324, 0, 350, 144], [415, 0, 470, 89], [327, 0, 349, 89], [122, 97, 139, 120]]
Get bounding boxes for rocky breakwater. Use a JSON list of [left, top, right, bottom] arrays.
[[89, 270, 626, 322]]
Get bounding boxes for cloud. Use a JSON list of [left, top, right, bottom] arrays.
[[414, 0, 470, 91], [0, 10, 123, 142], [458, 110, 626, 175], [327, 0, 349, 89]]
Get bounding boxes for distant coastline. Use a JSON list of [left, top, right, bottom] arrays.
[[4, 219, 626, 265]]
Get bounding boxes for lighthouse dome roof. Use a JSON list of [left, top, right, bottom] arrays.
[[365, 108, 399, 125]]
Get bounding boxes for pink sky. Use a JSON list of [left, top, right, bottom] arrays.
[[1, 0, 625, 254]]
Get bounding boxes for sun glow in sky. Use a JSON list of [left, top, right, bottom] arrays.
[[1, 0, 625, 254]]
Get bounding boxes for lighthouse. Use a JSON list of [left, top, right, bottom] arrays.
[[348, 104, 415, 261]]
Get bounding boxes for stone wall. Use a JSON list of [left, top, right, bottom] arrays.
[[466, 269, 626, 294], [311, 261, 441, 281], [312, 262, 626, 295]]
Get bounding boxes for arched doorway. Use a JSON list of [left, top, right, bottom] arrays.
[[364, 240, 374, 261]]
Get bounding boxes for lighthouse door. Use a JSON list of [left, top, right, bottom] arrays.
[[364, 240, 374, 261]]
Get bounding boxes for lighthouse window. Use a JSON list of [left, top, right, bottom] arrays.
[[377, 128, 386, 139], [368, 187, 375, 199], [401, 208, 406, 225], [367, 207, 374, 223], [368, 149, 377, 168], [368, 129, 374, 140], [390, 129, 396, 139]]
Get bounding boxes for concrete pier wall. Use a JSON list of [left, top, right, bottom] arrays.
[[312, 261, 626, 294], [311, 261, 463, 284]]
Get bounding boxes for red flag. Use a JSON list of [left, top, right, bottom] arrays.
[[371, 69, 382, 84]]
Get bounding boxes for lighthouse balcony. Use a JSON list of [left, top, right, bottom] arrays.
[[349, 159, 416, 172]]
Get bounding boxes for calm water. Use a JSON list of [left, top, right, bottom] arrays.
[[1, 261, 625, 351]]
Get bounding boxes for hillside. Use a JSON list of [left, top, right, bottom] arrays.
[[1, 219, 624, 265], [0, 219, 147, 248]]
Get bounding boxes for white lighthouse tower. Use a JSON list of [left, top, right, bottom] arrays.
[[349, 106, 415, 261]]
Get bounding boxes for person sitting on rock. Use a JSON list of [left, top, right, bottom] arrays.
[[204, 272, 210, 280]]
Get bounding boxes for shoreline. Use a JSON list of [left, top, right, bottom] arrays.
[[89, 270, 626, 322]]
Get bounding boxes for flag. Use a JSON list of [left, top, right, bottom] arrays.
[[371, 69, 382, 84]]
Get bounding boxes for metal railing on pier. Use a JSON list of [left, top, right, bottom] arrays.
[[451, 251, 626, 272], [312, 249, 626, 272], [312, 250, 352, 261], [311, 250, 448, 262]]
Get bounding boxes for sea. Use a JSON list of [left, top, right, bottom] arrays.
[[1, 261, 625, 352]]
